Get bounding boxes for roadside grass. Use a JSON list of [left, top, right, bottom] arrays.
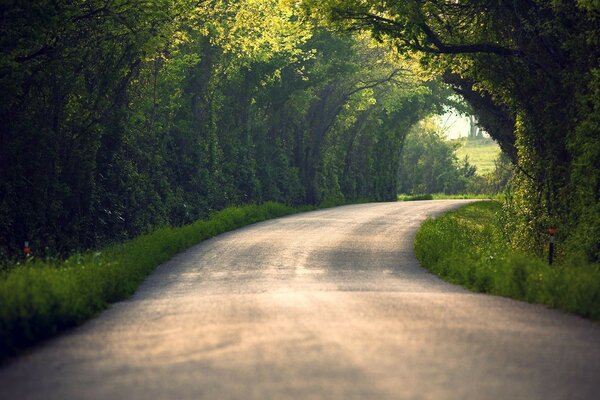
[[0, 202, 306, 358], [398, 194, 434, 201], [414, 201, 600, 319], [398, 193, 496, 201], [431, 193, 498, 200]]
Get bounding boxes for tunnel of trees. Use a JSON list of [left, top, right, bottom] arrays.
[[1, 1, 599, 264], [0, 1, 451, 260], [306, 0, 600, 262]]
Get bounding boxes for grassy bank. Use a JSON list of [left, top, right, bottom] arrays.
[[414, 201, 600, 319], [0, 202, 307, 358], [398, 193, 495, 201]]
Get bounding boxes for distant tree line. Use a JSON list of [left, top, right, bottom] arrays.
[[397, 120, 511, 196], [0, 1, 448, 260], [397, 121, 475, 195]]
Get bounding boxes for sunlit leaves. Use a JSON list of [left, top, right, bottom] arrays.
[[0, 0, 454, 259], [184, 0, 312, 63]]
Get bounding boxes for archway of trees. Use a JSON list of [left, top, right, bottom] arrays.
[[2, 1, 598, 264], [0, 1, 452, 260]]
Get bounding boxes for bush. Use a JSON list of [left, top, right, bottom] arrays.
[[398, 194, 434, 201]]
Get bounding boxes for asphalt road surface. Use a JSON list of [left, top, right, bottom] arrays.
[[1, 201, 600, 400]]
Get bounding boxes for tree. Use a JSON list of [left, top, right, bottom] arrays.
[[0, 1, 450, 260], [398, 120, 475, 195], [301, 0, 600, 261]]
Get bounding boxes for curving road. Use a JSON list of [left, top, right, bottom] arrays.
[[1, 201, 600, 399]]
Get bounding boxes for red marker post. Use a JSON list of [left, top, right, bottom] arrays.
[[548, 228, 556, 265], [23, 241, 31, 257]]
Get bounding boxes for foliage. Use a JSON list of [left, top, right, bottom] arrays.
[[397, 120, 477, 195], [414, 202, 600, 320], [454, 138, 501, 175], [0, 202, 302, 358], [397, 194, 434, 202], [397, 194, 497, 201], [301, 0, 600, 263], [465, 153, 515, 196], [0, 2, 450, 262]]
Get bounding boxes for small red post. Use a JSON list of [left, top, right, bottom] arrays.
[[23, 241, 31, 256], [548, 228, 556, 265]]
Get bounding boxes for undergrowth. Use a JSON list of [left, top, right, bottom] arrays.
[[414, 201, 600, 319], [398, 193, 497, 201], [0, 202, 304, 358], [398, 194, 434, 201]]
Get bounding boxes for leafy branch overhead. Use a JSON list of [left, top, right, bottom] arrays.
[[301, 0, 600, 261], [1, 0, 598, 264], [0, 0, 448, 261]]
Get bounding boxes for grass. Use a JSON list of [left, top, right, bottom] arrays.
[[453, 138, 501, 175], [414, 201, 600, 319], [397, 194, 434, 201], [398, 193, 497, 201], [431, 193, 500, 200], [0, 202, 306, 358]]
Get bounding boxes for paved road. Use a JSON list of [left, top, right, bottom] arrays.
[[1, 201, 600, 400]]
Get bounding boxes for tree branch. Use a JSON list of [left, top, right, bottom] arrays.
[[335, 9, 523, 57], [15, 46, 53, 63], [417, 22, 523, 56]]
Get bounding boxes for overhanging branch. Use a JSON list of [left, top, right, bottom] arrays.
[[334, 9, 523, 57]]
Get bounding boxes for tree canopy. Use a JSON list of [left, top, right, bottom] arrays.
[[0, 1, 449, 260], [4, 0, 596, 264], [301, 0, 600, 261]]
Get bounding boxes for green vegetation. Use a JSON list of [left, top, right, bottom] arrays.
[[2, 0, 600, 355], [454, 138, 501, 175], [398, 194, 497, 201], [0, 202, 305, 358], [414, 202, 600, 319], [0, 1, 452, 263], [430, 194, 496, 200], [395, 120, 510, 197], [397, 194, 434, 201], [304, 1, 600, 264], [397, 121, 478, 195], [7, 1, 598, 266]]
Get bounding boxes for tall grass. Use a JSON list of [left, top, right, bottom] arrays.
[[0, 202, 302, 358], [414, 201, 600, 319]]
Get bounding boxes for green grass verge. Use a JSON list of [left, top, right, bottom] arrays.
[[0, 202, 305, 358], [431, 193, 498, 200], [397, 194, 434, 201], [398, 193, 496, 201], [414, 201, 600, 319]]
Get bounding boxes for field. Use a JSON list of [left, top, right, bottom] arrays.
[[453, 138, 501, 175]]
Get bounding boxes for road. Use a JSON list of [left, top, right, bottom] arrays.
[[1, 201, 600, 400]]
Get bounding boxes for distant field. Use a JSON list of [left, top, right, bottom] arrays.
[[453, 138, 501, 175]]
